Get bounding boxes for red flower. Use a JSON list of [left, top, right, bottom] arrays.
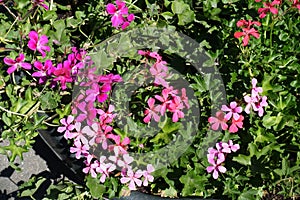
[[234, 27, 260, 46], [258, 0, 281, 18]]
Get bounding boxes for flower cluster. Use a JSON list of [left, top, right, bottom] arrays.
[[244, 78, 268, 117], [138, 50, 190, 123], [208, 78, 267, 134], [57, 51, 157, 190], [235, 0, 300, 46], [106, 0, 135, 30], [3, 31, 89, 91], [206, 140, 240, 179], [209, 101, 244, 133]]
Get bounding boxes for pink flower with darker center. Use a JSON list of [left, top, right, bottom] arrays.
[[221, 101, 243, 121], [208, 111, 228, 131], [206, 152, 226, 179], [28, 31, 51, 58], [70, 139, 89, 159], [292, 0, 300, 11], [4, 54, 32, 74]]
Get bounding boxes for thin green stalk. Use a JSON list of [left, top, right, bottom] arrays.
[[0, 105, 27, 117], [4, 17, 19, 39]]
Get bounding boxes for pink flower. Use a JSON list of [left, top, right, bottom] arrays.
[[181, 88, 190, 109], [64, 122, 89, 145], [32, 60, 54, 84], [234, 27, 260, 46], [292, 0, 300, 11], [106, 0, 135, 30], [236, 19, 261, 28], [255, 96, 268, 117], [70, 139, 89, 159], [251, 78, 263, 97], [83, 154, 98, 178], [33, 0, 49, 10], [76, 101, 98, 125], [258, 0, 281, 18], [229, 115, 244, 133], [155, 89, 171, 115], [28, 31, 51, 58], [57, 115, 75, 135], [221, 101, 243, 121], [117, 153, 134, 169], [144, 98, 160, 123], [120, 168, 143, 190], [206, 152, 226, 179], [4, 54, 32, 74], [208, 111, 228, 131], [167, 96, 185, 122], [107, 135, 130, 154], [150, 61, 169, 87], [85, 83, 111, 103], [142, 164, 155, 186]]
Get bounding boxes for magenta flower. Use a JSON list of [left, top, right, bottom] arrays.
[[70, 139, 89, 159], [155, 89, 171, 115], [221, 101, 243, 121], [28, 31, 51, 58], [32, 0, 48, 10], [107, 135, 130, 154], [144, 98, 160, 123], [229, 115, 244, 133], [120, 168, 143, 190], [106, 0, 135, 30], [208, 111, 228, 131], [85, 83, 111, 103], [53, 60, 73, 90], [4, 54, 32, 74], [32, 60, 54, 84], [255, 96, 268, 117], [258, 0, 281, 18]]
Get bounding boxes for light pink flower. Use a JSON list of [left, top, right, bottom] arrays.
[[206, 153, 226, 179], [142, 164, 155, 186], [28, 31, 51, 58], [221, 101, 243, 121], [57, 115, 75, 135], [83, 154, 98, 178], [208, 111, 228, 131], [144, 98, 160, 123], [4, 54, 32, 74], [70, 139, 89, 159], [117, 154, 134, 169], [120, 168, 143, 190]]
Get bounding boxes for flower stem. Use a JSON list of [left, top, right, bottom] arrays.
[[0, 105, 27, 117]]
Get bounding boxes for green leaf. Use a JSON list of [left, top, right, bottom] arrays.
[[2, 113, 12, 126], [161, 12, 174, 20], [233, 154, 251, 166], [86, 175, 106, 199], [171, 1, 188, 14]]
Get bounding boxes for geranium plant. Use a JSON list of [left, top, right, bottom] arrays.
[[0, 0, 300, 199]]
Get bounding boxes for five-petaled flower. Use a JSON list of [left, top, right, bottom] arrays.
[[208, 111, 228, 131], [4, 53, 32, 74], [28, 31, 51, 58], [258, 0, 281, 18], [106, 0, 135, 30]]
